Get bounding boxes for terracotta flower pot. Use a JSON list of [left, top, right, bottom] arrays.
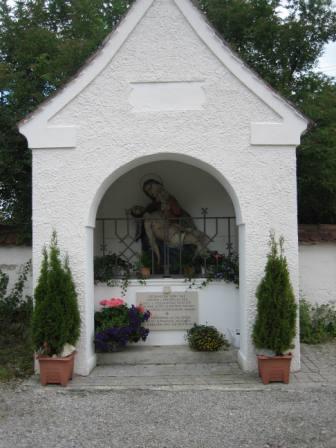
[[38, 351, 75, 387], [257, 354, 292, 384], [140, 267, 150, 278], [183, 266, 195, 278]]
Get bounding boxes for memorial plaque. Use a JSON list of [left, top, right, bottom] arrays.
[[136, 291, 198, 331]]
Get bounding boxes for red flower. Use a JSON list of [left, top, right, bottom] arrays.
[[99, 297, 125, 308]]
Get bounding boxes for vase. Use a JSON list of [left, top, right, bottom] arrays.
[[38, 351, 76, 387], [257, 354, 292, 384]]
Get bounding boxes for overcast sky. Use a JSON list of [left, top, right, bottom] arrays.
[[318, 41, 336, 77]]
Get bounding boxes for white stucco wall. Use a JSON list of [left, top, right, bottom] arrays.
[[299, 243, 336, 305], [20, 0, 307, 374], [0, 246, 32, 298]]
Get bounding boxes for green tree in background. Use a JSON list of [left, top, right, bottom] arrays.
[[0, 0, 335, 237], [0, 0, 133, 241], [200, 0, 336, 223], [296, 76, 336, 223]]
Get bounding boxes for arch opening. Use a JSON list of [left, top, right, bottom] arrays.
[[90, 155, 243, 348]]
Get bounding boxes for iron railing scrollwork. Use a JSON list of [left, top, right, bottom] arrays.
[[95, 210, 237, 279]]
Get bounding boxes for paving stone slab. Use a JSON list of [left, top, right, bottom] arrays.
[[97, 345, 237, 365], [91, 363, 242, 377], [23, 342, 336, 391]]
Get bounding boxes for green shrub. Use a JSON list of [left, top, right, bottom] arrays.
[[0, 261, 33, 380], [300, 299, 336, 344], [186, 324, 229, 351], [0, 261, 32, 324], [252, 234, 297, 355], [32, 232, 80, 356]]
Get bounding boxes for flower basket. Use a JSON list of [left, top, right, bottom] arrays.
[[94, 298, 151, 352]]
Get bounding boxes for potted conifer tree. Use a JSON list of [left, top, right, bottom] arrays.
[[32, 232, 80, 386], [252, 233, 297, 384]]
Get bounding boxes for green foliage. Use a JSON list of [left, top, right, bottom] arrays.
[[0, 0, 336, 228], [32, 232, 80, 356], [0, 261, 33, 381], [94, 254, 132, 283], [136, 251, 152, 269], [200, 0, 336, 97], [94, 301, 151, 351], [0, 260, 32, 322], [252, 234, 297, 355], [297, 78, 336, 223], [300, 298, 336, 344], [0, 0, 133, 238], [200, 0, 336, 224], [95, 304, 130, 332], [186, 323, 230, 351]]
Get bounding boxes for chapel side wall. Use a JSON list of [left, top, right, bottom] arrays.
[[32, 148, 97, 375], [236, 146, 300, 371]]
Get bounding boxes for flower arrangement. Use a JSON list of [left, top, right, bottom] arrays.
[[184, 251, 239, 289], [94, 297, 151, 352], [186, 324, 230, 352]]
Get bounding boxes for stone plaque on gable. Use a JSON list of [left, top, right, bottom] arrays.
[[136, 291, 198, 331]]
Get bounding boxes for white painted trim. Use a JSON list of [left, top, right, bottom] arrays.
[[75, 354, 97, 376], [96, 278, 238, 288], [26, 126, 78, 149], [19, 0, 308, 149], [237, 349, 248, 371]]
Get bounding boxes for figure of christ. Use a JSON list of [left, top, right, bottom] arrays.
[[131, 179, 210, 269]]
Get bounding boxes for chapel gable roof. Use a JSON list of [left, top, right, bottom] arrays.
[[19, 0, 308, 149]]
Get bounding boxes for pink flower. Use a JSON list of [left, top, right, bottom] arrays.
[[99, 297, 125, 308]]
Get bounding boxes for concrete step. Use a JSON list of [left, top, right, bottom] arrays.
[[91, 363, 242, 377], [96, 345, 237, 365], [69, 372, 259, 389]]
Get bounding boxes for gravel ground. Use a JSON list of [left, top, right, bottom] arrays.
[[1, 383, 336, 448]]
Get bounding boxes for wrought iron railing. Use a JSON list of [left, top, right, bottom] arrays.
[[95, 210, 237, 279]]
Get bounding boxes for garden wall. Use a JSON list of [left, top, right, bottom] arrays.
[[298, 225, 336, 305], [299, 243, 336, 305], [1, 237, 335, 310], [0, 246, 32, 298]]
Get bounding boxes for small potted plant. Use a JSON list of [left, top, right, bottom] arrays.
[[186, 323, 230, 351], [135, 252, 152, 278], [252, 233, 297, 384], [94, 298, 151, 352], [32, 232, 80, 386]]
